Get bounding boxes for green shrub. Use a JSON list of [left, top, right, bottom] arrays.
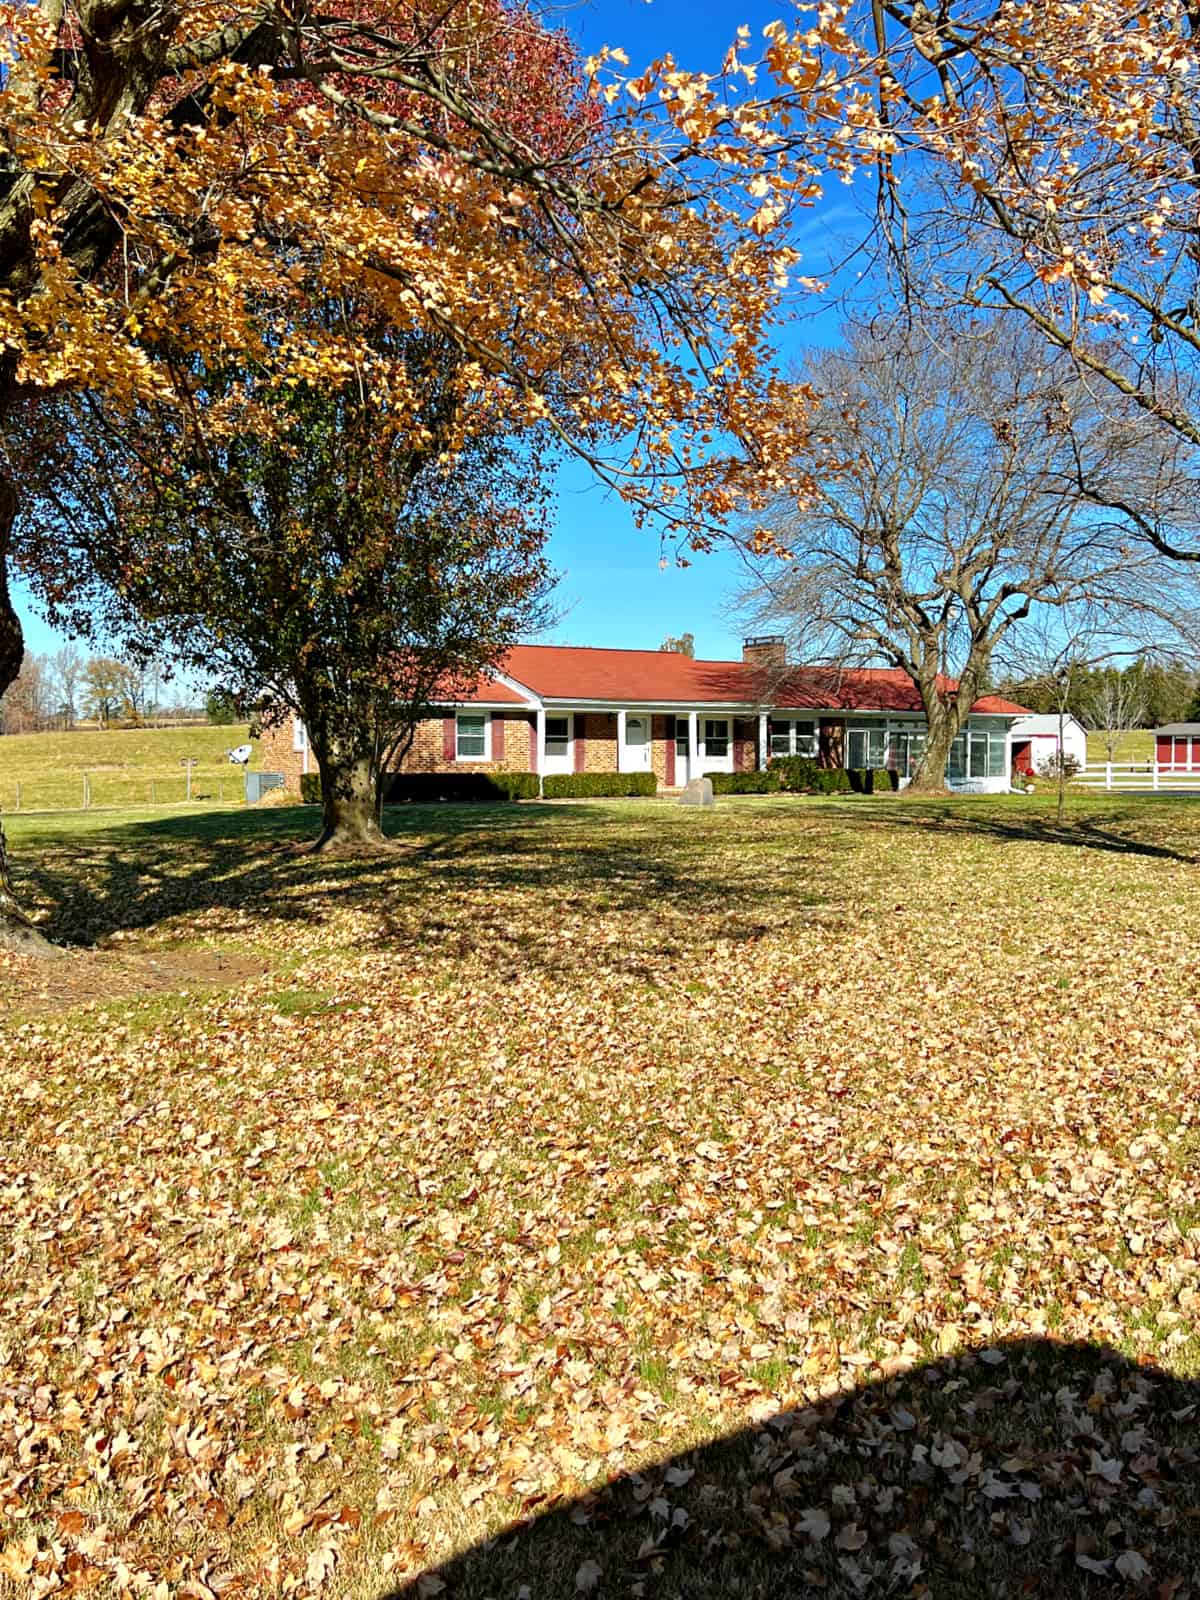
[[770, 755, 821, 792], [871, 766, 899, 793], [302, 771, 540, 804], [768, 756, 856, 794], [812, 767, 853, 794], [542, 771, 657, 798], [709, 770, 781, 794], [384, 770, 539, 803]]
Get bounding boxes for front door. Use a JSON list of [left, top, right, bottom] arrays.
[[624, 714, 652, 772]]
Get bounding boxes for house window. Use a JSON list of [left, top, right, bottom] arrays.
[[675, 717, 689, 758], [456, 712, 489, 760], [293, 718, 307, 753], [770, 718, 817, 758], [847, 726, 885, 768], [890, 724, 925, 777], [545, 715, 570, 757], [704, 718, 729, 757]]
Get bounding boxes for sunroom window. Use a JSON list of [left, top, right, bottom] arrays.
[[847, 726, 886, 768], [456, 712, 488, 759]]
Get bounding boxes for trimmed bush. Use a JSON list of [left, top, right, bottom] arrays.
[[384, 770, 539, 803], [847, 767, 901, 794], [771, 756, 854, 795], [812, 767, 853, 794], [542, 771, 657, 798], [709, 770, 781, 794], [301, 771, 540, 804], [770, 755, 821, 792]]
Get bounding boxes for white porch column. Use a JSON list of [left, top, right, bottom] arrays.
[[758, 711, 768, 772], [535, 708, 546, 793], [688, 710, 699, 776], [616, 709, 627, 771]]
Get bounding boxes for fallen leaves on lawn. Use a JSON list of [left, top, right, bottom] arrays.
[[1, 798, 1199, 1596]]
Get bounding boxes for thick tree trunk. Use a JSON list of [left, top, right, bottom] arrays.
[[309, 745, 391, 852], [0, 468, 57, 954], [905, 700, 960, 794]]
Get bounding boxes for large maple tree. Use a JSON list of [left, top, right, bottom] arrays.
[[0, 0, 826, 946]]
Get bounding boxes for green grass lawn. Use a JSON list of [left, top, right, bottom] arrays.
[[3, 792, 1200, 1597], [0, 721, 254, 811]]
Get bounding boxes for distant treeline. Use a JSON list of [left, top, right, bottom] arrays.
[[0, 648, 215, 734], [995, 660, 1200, 728]]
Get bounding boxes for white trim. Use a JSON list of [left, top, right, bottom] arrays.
[[454, 709, 491, 761], [488, 668, 541, 705]]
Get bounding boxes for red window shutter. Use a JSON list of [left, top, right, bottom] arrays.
[[574, 714, 586, 772], [493, 715, 505, 760], [443, 717, 457, 762], [664, 717, 675, 787]]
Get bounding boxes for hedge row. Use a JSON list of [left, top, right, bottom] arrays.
[[542, 771, 657, 798], [299, 771, 540, 804], [770, 756, 852, 794], [709, 770, 781, 794], [768, 757, 898, 795]]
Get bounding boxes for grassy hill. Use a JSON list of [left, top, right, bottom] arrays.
[[0, 723, 254, 812], [1084, 728, 1155, 765]]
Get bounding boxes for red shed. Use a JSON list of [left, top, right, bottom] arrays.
[[1154, 723, 1200, 771]]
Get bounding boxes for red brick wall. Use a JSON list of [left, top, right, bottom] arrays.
[[259, 718, 305, 790], [264, 712, 536, 793]]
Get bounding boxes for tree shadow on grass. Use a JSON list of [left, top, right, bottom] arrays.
[[835, 796, 1200, 867], [384, 1338, 1199, 1600], [14, 802, 836, 963]]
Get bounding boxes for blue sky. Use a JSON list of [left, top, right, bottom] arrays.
[[15, 0, 859, 670]]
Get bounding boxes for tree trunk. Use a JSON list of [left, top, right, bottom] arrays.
[[0, 467, 58, 955], [905, 700, 960, 794], [309, 744, 391, 852]]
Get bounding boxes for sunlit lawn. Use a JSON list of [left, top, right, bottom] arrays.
[[3, 793, 1200, 1597]]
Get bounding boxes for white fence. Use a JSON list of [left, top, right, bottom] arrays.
[[1075, 762, 1200, 792]]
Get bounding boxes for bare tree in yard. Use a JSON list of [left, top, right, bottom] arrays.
[[744, 317, 1199, 793], [1080, 672, 1149, 767]]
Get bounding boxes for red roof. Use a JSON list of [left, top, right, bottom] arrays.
[[453, 646, 1028, 716]]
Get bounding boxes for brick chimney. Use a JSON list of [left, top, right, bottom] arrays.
[[742, 634, 787, 671]]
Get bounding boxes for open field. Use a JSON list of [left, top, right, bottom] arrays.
[[0, 723, 254, 812], [3, 793, 1200, 1597]]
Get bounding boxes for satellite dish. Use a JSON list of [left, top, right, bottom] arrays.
[[228, 744, 253, 766]]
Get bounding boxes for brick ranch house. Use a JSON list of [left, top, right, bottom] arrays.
[[260, 637, 1030, 794]]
